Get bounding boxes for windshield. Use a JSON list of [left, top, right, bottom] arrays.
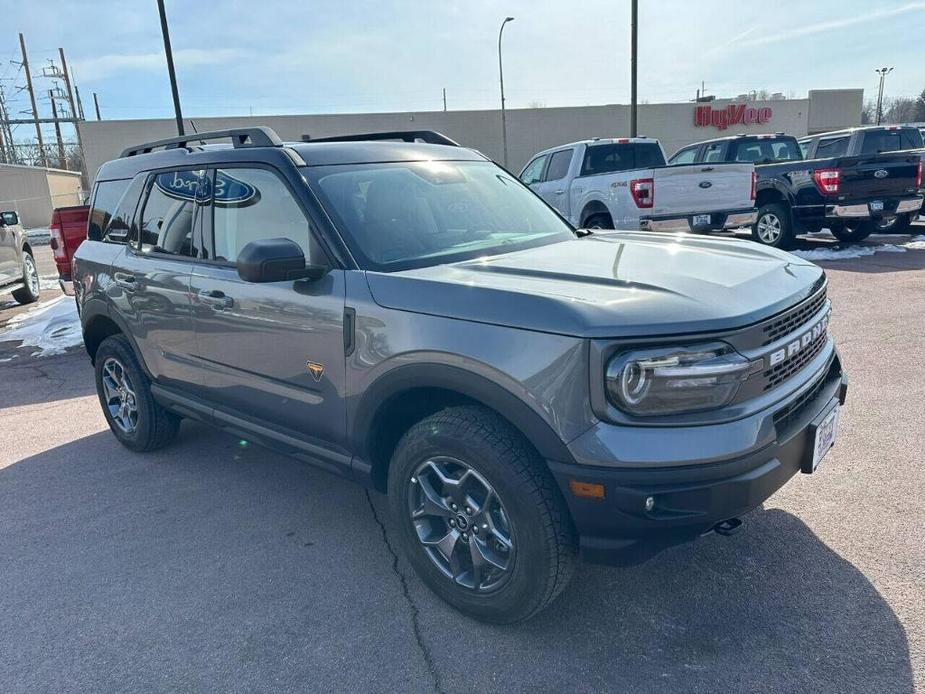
[[730, 137, 803, 163], [304, 160, 575, 271]]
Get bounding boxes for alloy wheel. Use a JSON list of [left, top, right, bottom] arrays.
[[101, 357, 139, 434], [24, 255, 39, 296], [408, 457, 515, 592], [756, 213, 782, 244]]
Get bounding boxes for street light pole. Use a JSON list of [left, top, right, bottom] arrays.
[[630, 0, 638, 137], [875, 66, 893, 125], [157, 0, 185, 136], [498, 16, 514, 167]]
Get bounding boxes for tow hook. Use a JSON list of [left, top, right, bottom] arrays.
[[713, 517, 743, 537]]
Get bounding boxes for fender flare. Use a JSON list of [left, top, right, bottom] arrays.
[[79, 298, 151, 376], [577, 195, 613, 226], [350, 363, 576, 466]]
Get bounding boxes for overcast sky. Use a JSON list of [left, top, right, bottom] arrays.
[[2, 0, 924, 130]]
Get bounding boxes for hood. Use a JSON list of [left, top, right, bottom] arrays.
[[364, 232, 825, 338]]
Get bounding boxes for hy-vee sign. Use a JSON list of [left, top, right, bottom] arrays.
[[695, 103, 773, 130]]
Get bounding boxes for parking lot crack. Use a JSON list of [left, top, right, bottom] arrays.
[[364, 489, 445, 694]]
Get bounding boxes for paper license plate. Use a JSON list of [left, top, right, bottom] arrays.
[[810, 405, 839, 472]]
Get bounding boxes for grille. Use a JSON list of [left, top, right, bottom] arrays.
[[763, 328, 828, 390], [762, 288, 827, 346], [772, 360, 830, 432]]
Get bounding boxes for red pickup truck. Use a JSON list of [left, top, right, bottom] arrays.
[[49, 205, 89, 295]]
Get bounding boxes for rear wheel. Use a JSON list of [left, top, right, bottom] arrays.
[[11, 251, 40, 305], [95, 335, 180, 451], [387, 406, 577, 623], [584, 212, 613, 230], [751, 203, 794, 249]]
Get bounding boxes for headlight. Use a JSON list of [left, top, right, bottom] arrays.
[[605, 343, 751, 416]]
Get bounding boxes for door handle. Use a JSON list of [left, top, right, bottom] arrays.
[[198, 288, 233, 309], [113, 272, 136, 290], [554, 189, 566, 195]]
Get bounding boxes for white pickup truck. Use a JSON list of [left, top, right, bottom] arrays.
[[519, 137, 757, 232]]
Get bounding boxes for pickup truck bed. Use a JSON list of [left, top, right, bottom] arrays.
[[49, 205, 90, 294]]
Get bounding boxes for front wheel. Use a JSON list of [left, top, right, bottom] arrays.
[[751, 203, 795, 249], [387, 406, 577, 623], [11, 251, 40, 305]]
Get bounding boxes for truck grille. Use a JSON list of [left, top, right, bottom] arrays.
[[763, 326, 828, 391], [762, 287, 827, 346], [772, 356, 833, 432]]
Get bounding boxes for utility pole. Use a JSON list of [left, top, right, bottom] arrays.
[[875, 66, 893, 125], [630, 0, 638, 137], [49, 90, 66, 168], [157, 0, 185, 136], [19, 33, 47, 167], [93, 92, 102, 120], [0, 86, 14, 163], [57, 47, 86, 177], [498, 16, 514, 168], [443, 88, 447, 112]]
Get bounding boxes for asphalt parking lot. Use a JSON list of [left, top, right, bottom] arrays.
[[1, 233, 923, 694]]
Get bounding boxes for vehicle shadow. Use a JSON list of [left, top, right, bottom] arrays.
[[0, 351, 96, 410], [403, 503, 915, 693]]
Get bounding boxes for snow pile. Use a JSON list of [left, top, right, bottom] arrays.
[[791, 245, 892, 261], [904, 235, 925, 250], [0, 295, 83, 357]]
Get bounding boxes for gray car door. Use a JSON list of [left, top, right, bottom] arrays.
[[108, 170, 204, 390], [531, 148, 574, 216], [188, 165, 348, 458]]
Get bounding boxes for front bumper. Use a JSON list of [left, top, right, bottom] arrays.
[[640, 209, 757, 233], [550, 352, 847, 566], [827, 195, 923, 219]]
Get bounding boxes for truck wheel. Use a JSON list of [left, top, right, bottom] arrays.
[[752, 203, 795, 249], [11, 251, 40, 305], [94, 335, 180, 452], [387, 405, 577, 623], [584, 213, 613, 230], [830, 222, 873, 243]]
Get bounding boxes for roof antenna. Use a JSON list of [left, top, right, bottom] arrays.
[[188, 119, 207, 147]]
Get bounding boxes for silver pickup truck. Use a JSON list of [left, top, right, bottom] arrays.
[[520, 137, 757, 232], [0, 210, 41, 305]]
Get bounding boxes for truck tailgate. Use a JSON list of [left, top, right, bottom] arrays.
[[834, 154, 920, 200], [651, 163, 754, 216]]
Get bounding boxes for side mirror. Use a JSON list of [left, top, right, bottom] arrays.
[[1, 211, 19, 226], [236, 237, 327, 283]]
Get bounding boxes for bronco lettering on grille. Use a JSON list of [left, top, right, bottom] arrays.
[[767, 312, 829, 368]]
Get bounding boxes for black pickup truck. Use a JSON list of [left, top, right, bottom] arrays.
[[669, 133, 923, 248]]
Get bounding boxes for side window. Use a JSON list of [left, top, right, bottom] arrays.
[[702, 142, 727, 163], [816, 137, 849, 158], [798, 139, 813, 158], [544, 149, 573, 181], [901, 128, 924, 150], [138, 169, 206, 257], [88, 180, 130, 243], [212, 168, 320, 264], [669, 147, 698, 165], [520, 155, 548, 185]]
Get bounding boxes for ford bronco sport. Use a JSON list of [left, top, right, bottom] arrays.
[[75, 127, 848, 623]]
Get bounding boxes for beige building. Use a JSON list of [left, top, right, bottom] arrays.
[[0, 163, 84, 228], [79, 89, 863, 183]]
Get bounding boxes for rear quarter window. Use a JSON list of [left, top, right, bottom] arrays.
[[87, 179, 131, 242], [581, 143, 666, 176]]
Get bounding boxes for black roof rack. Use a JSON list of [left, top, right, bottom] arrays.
[[301, 130, 459, 147], [120, 126, 284, 158]]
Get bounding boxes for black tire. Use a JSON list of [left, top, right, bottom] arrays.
[[387, 405, 577, 624], [852, 213, 913, 236], [751, 202, 795, 249], [11, 251, 40, 305], [94, 335, 180, 452], [830, 222, 873, 243], [584, 212, 613, 230]]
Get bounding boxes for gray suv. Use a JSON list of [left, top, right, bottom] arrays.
[[75, 127, 848, 623]]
